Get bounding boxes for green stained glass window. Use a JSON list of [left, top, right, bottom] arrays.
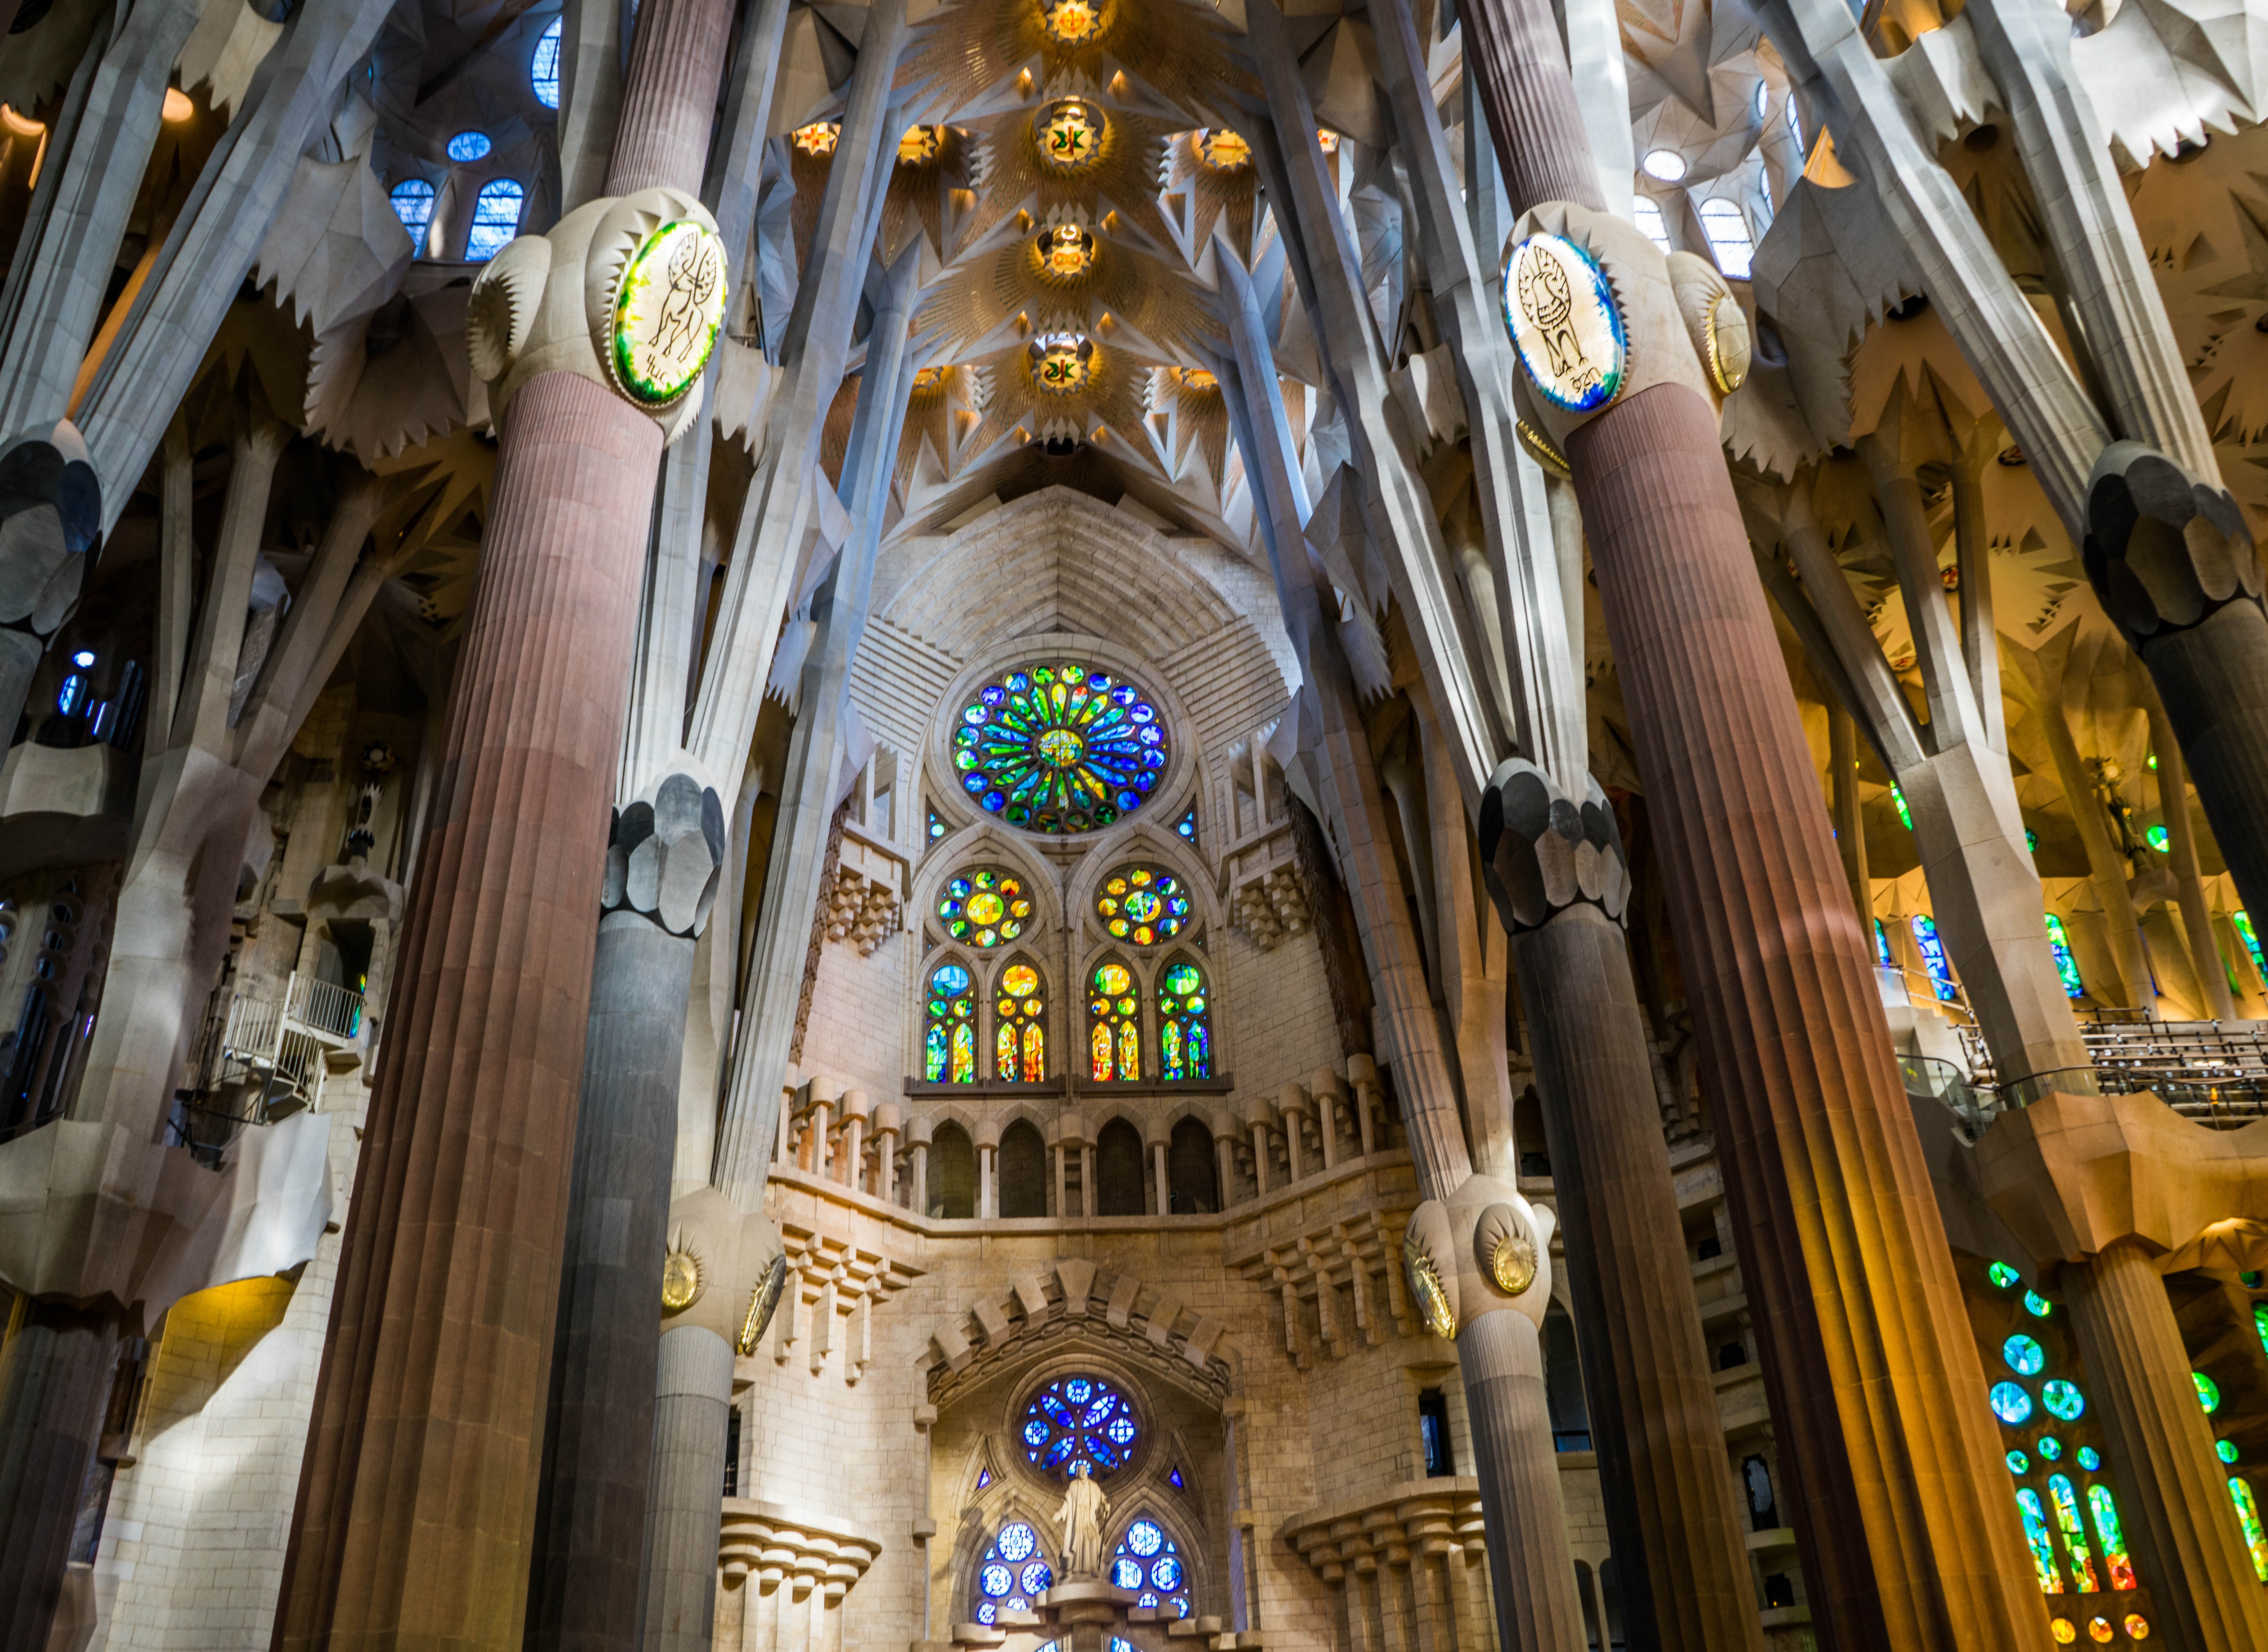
[[938, 866, 1031, 947], [2221, 1440, 2242, 1465], [995, 960, 1046, 1082], [2042, 1380, 2086, 1422], [2043, 914, 2084, 999], [1991, 1382, 2034, 1425], [953, 662, 1167, 833], [2026, 1290, 2054, 1318], [2235, 910, 2265, 978], [2007, 1450, 2030, 1474], [2230, 1477, 2268, 1582], [2048, 1475, 2098, 1591], [1892, 786, 1913, 830], [1158, 956, 1210, 1082], [2196, 1372, 2221, 1413], [2005, 1335, 2047, 1376], [925, 962, 976, 1084], [2086, 1483, 2137, 1590], [1989, 1261, 2022, 1289], [1096, 865, 1191, 945], [2016, 1489, 2065, 1593], [2254, 1302, 2267, 1359]]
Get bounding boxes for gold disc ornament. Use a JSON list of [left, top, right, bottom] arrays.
[[737, 1252, 790, 1356], [661, 1244, 705, 1310], [609, 219, 728, 409]]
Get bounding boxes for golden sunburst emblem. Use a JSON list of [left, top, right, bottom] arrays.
[[661, 1241, 705, 1311], [1406, 1249, 1457, 1339], [1199, 128, 1252, 171], [1033, 222, 1097, 283], [737, 1254, 790, 1356], [1173, 366, 1218, 392], [791, 122, 839, 157], [897, 125, 944, 166], [1039, 0, 1109, 45], [1036, 99, 1105, 173], [1031, 331, 1094, 395]]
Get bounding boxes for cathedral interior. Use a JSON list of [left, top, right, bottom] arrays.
[[5, 0, 2268, 1647]]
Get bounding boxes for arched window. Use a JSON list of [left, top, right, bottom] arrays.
[[1109, 1517, 1191, 1618], [970, 1517, 1052, 1625], [1698, 199, 1754, 279], [1095, 865, 1191, 945], [531, 14, 562, 108], [1910, 914, 1958, 1002], [994, 958, 1045, 1081], [1157, 955, 1210, 1080], [950, 661, 1168, 833], [1089, 958, 1140, 1081], [925, 961, 976, 1083], [999, 1119, 1047, 1217], [930, 1121, 975, 1217], [1095, 1118, 1145, 1215], [1632, 197, 1672, 253], [389, 178, 436, 244], [2043, 913, 2085, 998], [465, 179, 524, 260], [1167, 1115, 1216, 1213], [939, 865, 1031, 947], [1022, 1374, 1137, 1478]]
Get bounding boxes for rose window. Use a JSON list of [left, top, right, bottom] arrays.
[[1022, 1375, 1138, 1478], [973, 1519, 1053, 1624], [1110, 1518, 1191, 1617], [952, 663, 1167, 833], [1096, 866, 1190, 944], [938, 867, 1031, 946]]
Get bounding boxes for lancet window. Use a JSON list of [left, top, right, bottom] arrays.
[[1109, 1517, 1191, 1618], [995, 960, 1046, 1082], [925, 961, 977, 1084], [971, 1519, 1053, 1625], [1089, 960, 1141, 1081], [1156, 956, 1210, 1081]]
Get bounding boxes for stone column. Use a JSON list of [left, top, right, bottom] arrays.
[[1080, 1143, 1096, 1219], [1312, 1071, 1344, 1169], [1457, 1, 2049, 1642], [2143, 690, 2238, 1021], [0, 1301, 119, 1652], [526, 775, 725, 1652], [640, 1325, 735, 1652], [1460, 1312, 1588, 1652], [977, 1127, 998, 1219], [1279, 1083, 1308, 1182], [1213, 1130, 1237, 1209], [1480, 761, 1763, 1652], [839, 1090, 868, 1190], [2065, 1239, 2268, 1650], [274, 0, 733, 1642], [1245, 1100, 1274, 1197], [1829, 705, 1872, 934], [1351, 1056, 1380, 1155], [1151, 1139, 1169, 1214], [907, 1119, 930, 1215], [875, 1103, 900, 1205], [807, 1081, 838, 1184]]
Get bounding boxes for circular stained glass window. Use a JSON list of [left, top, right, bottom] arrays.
[[2079, 1447, 2102, 1470], [2004, 1335, 2046, 1376], [939, 867, 1031, 946], [2038, 1435, 2062, 1460], [1023, 1374, 1139, 1479], [1988, 1261, 2021, 1288], [2125, 1615, 2150, 1641], [972, 1520, 1049, 1623], [2197, 1372, 2222, 1412], [2220, 1440, 2241, 1464], [1989, 1382, 2033, 1425], [2050, 1621, 2076, 1645], [999, 1523, 1036, 1561], [2087, 1618, 2113, 1644], [2042, 1380, 2086, 1421], [1110, 1518, 1190, 1617], [447, 130, 492, 161], [2005, 1450, 2028, 1474], [953, 663, 1167, 833], [981, 1564, 1013, 1597], [2025, 1291, 2054, 1318], [1097, 867, 1190, 944]]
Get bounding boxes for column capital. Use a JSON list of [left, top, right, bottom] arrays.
[[2082, 440, 2264, 653], [1477, 758, 1631, 935], [601, 769, 727, 935], [1403, 1173, 1556, 1336]]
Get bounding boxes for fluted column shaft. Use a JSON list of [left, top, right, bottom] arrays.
[[1456, 1311, 1586, 1652], [275, 373, 662, 1652], [1514, 906, 1763, 1652], [639, 1327, 734, 1652], [2064, 1237, 2268, 1651], [0, 1301, 119, 1652], [525, 912, 701, 1651], [2144, 606, 2268, 936], [604, 0, 737, 196]]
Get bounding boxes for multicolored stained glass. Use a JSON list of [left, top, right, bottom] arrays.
[[2017, 1489, 2066, 1593], [1911, 914, 1957, 1002], [972, 1520, 1051, 1623], [2005, 1335, 2047, 1376], [2048, 1475, 2100, 1591], [2146, 824, 2170, 853], [2026, 1291, 2055, 1318], [2008, 1450, 2030, 1474], [925, 962, 976, 1084], [2236, 910, 2265, 978], [2045, 913, 2085, 998], [2039, 1436, 2063, 1461], [1159, 957, 1210, 1081], [953, 663, 1166, 833], [1874, 918, 1894, 969], [1110, 1518, 1191, 1617], [2124, 1616, 2150, 1640], [1989, 1261, 2022, 1288], [939, 866, 1031, 946], [2230, 1477, 2268, 1582], [1023, 1375, 1138, 1479], [1892, 786, 1913, 830], [995, 961, 1046, 1082], [2086, 1483, 2137, 1589], [1090, 960, 1140, 1081], [2078, 1447, 2101, 1471], [2086, 1619, 2113, 1644], [1097, 866, 1190, 944], [2050, 1623, 2075, 1646], [1991, 1382, 2034, 1425], [2196, 1372, 2222, 1413], [2043, 1381, 2086, 1422]]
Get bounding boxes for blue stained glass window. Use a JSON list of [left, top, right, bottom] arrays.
[[531, 15, 562, 108], [2025, 1290, 2054, 1318], [1110, 1518, 1190, 1618], [466, 179, 524, 260], [2038, 1435, 2062, 1461], [1169, 1465, 1184, 1488], [1175, 804, 1197, 842], [1874, 918, 1893, 969], [55, 674, 82, 715], [1910, 914, 1957, 1002], [971, 1521, 1050, 1623], [1988, 1261, 2021, 1289], [447, 129, 493, 161], [2004, 1335, 2046, 1376], [1022, 1375, 1138, 1480], [2044, 913, 2085, 999], [2007, 1450, 2029, 1474], [1990, 1382, 2034, 1425], [952, 662, 1168, 833], [2080, 1448, 2103, 1471], [977, 1467, 992, 1488], [2042, 1380, 2086, 1422], [928, 805, 947, 842], [389, 178, 436, 244]]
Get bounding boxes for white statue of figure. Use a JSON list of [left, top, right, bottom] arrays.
[[1055, 1462, 1111, 1578]]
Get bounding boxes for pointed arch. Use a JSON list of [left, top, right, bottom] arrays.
[[930, 1119, 976, 1218], [1087, 954, 1142, 1082], [1156, 951, 1211, 1081], [1095, 1118, 1146, 1215], [993, 952, 1048, 1082], [922, 953, 980, 1084], [998, 1118, 1049, 1217], [1167, 1115, 1217, 1214]]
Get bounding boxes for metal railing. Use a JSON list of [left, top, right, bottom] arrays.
[[288, 973, 364, 1040], [1901, 1017, 2268, 1134]]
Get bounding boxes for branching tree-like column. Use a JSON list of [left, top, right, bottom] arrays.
[[1457, 0, 2050, 1644], [272, 0, 735, 1643]]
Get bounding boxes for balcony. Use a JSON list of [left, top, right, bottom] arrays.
[[171, 972, 366, 1166]]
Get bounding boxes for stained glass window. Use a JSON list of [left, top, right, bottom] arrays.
[[1158, 957, 1210, 1081], [2042, 1380, 2086, 1422], [1874, 918, 1893, 969], [972, 1519, 1053, 1623], [1910, 914, 1957, 1002], [2026, 1291, 2055, 1318], [2017, 1489, 2065, 1593], [2256, 1302, 2267, 1358], [939, 866, 1031, 946], [2196, 1371, 2221, 1413], [2146, 824, 2170, 853], [996, 960, 1046, 1082], [2044, 914, 2085, 998], [1990, 1382, 2034, 1425], [1631, 198, 1673, 254], [1988, 1260, 2021, 1289], [1097, 866, 1190, 945], [1090, 960, 1140, 1081], [466, 179, 524, 260], [2005, 1335, 2046, 1376], [1110, 1517, 1192, 1617], [2230, 1477, 2268, 1582], [1175, 805, 1197, 843], [2078, 1447, 2101, 1471], [2048, 1475, 2099, 1591], [2236, 910, 2265, 978], [447, 130, 493, 161], [925, 962, 976, 1084], [1892, 786, 1913, 830], [1022, 1375, 1138, 1479], [2086, 1483, 2137, 1589], [531, 16, 561, 107], [928, 805, 947, 843], [390, 178, 436, 244], [2039, 1436, 2063, 1461], [953, 663, 1167, 833]]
